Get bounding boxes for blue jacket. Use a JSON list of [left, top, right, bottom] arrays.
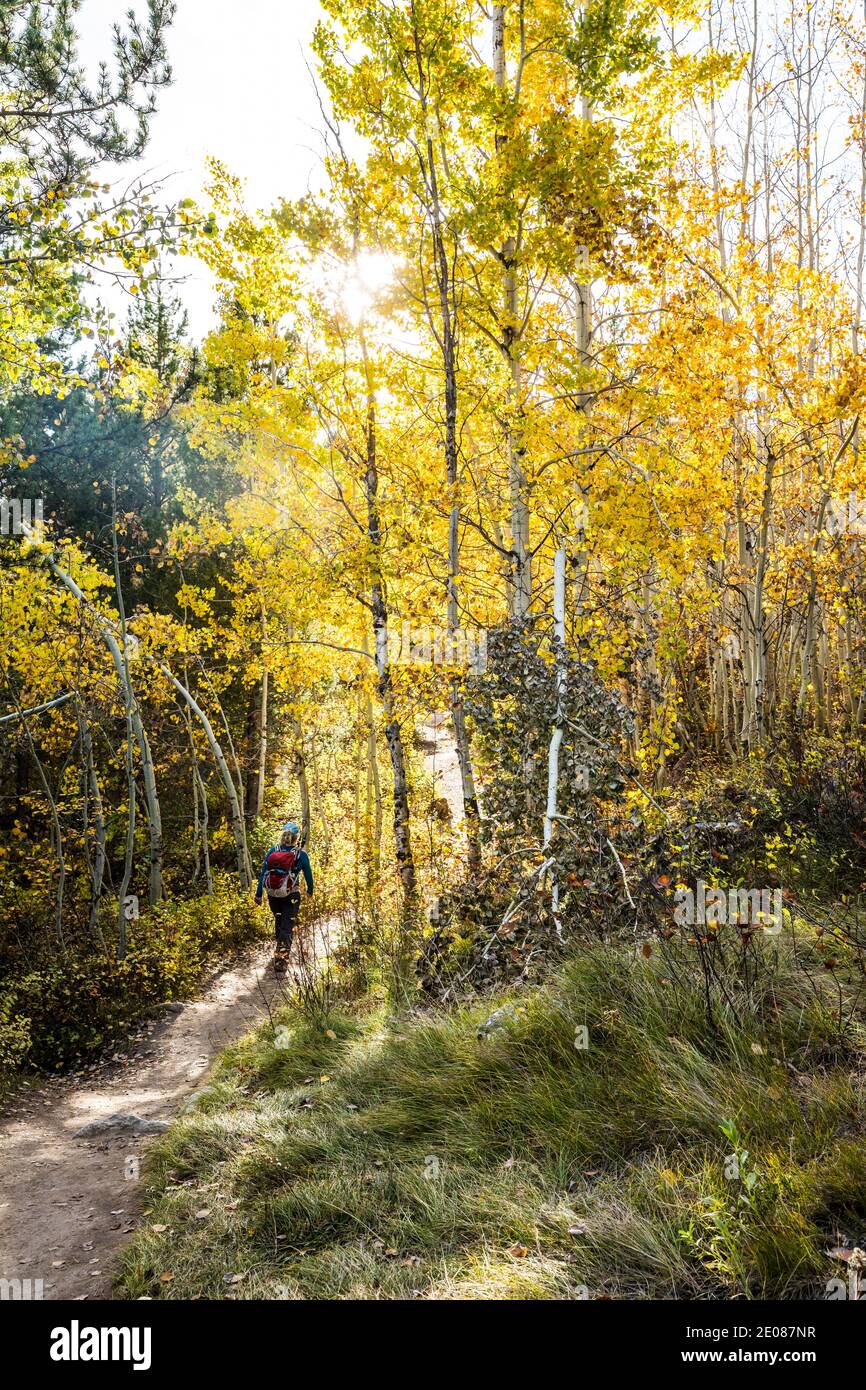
[[256, 847, 313, 897]]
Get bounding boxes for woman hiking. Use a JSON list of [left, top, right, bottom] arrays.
[[254, 821, 313, 974]]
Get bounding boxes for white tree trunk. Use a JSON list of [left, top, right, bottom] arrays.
[[543, 549, 567, 925], [35, 545, 252, 892], [42, 543, 164, 906]]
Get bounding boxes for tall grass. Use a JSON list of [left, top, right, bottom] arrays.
[[119, 937, 866, 1301]]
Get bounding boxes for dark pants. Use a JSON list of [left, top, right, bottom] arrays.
[[268, 891, 301, 951]]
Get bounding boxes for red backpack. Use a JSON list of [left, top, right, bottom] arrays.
[[263, 848, 302, 898]]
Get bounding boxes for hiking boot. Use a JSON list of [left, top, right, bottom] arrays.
[[273, 952, 289, 975]]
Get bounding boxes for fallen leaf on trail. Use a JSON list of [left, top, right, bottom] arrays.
[[567, 1225, 588, 1237], [51, 1260, 65, 1268], [224, 1273, 245, 1284], [641, 942, 652, 958], [159, 1273, 173, 1283], [150, 1224, 168, 1233], [325, 1029, 337, 1040], [194, 1209, 211, 1220], [507, 1244, 529, 1259], [750, 1043, 764, 1054]]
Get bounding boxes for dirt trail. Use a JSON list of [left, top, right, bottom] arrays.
[[418, 713, 465, 826], [0, 940, 293, 1301], [0, 725, 458, 1305]]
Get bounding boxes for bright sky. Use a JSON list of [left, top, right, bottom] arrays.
[[79, 0, 327, 335]]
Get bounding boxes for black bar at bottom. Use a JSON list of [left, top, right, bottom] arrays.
[[1, 1296, 860, 1377]]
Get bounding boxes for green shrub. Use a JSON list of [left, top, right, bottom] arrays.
[[0, 990, 31, 1084]]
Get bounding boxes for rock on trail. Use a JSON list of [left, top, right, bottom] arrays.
[[72, 1114, 169, 1139]]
